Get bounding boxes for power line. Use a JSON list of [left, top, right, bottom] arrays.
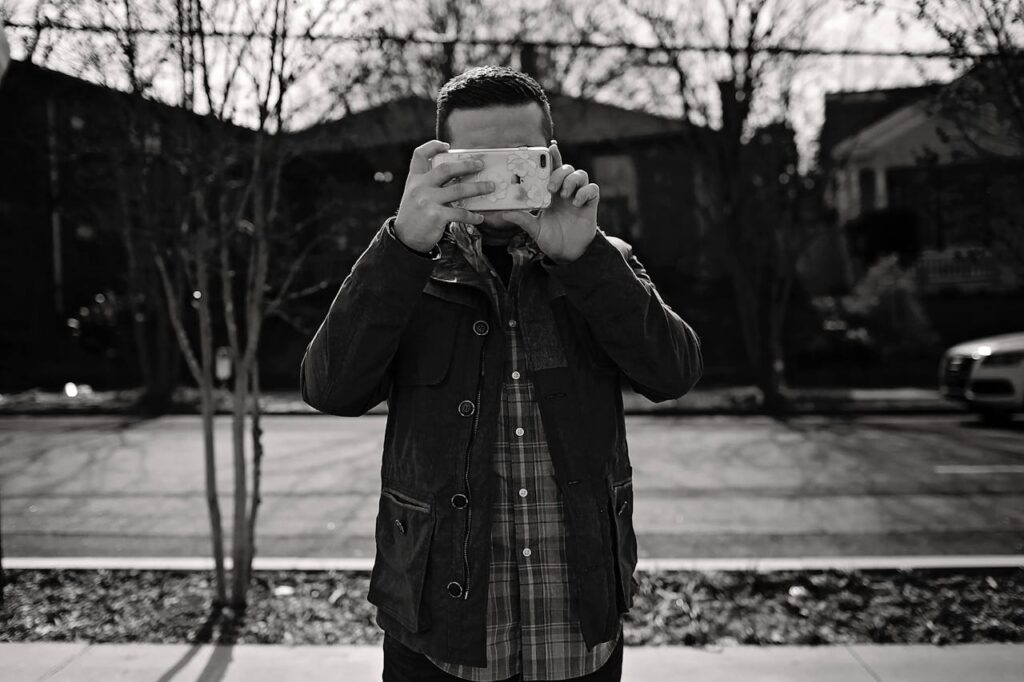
[[2, 19, 972, 59]]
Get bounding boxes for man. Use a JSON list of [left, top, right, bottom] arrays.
[[1, 26, 10, 83], [301, 66, 702, 681]]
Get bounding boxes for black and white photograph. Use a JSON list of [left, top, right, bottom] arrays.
[[0, 1, 1022, 680]]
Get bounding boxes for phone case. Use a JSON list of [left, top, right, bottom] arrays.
[[431, 147, 552, 212]]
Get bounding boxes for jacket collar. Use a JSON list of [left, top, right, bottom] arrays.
[[429, 223, 540, 286], [429, 235, 483, 287]]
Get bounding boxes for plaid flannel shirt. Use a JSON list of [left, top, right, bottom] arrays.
[[426, 224, 620, 681]]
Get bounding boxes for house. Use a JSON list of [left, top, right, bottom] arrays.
[[822, 71, 1024, 294], [0, 60, 249, 391]]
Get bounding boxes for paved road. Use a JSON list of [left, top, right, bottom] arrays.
[[1, 414, 1022, 559]]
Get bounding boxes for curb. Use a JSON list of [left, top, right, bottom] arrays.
[[0, 388, 962, 417]]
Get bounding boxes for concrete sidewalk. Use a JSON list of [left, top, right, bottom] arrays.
[[2, 642, 1022, 681]]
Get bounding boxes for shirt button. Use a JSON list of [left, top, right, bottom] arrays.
[[511, 370, 521, 380], [514, 427, 525, 437], [508, 319, 517, 328], [518, 488, 528, 498], [522, 547, 532, 558]]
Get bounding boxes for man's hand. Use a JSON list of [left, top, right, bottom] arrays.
[[501, 142, 599, 263], [394, 141, 495, 253]]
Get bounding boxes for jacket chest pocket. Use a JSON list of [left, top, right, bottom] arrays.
[[393, 297, 465, 386], [555, 297, 618, 375], [368, 485, 436, 633]]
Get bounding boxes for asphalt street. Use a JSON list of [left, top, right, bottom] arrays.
[[1, 414, 1022, 559]]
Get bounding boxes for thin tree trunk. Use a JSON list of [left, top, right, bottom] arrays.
[[760, 337, 786, 413], [1, 500, 6, 606], [196, 248, 228, 607], [155, 246, 227, 607], [198, 382, 226, 606], [246, 361, 264, 590], [154, 298, 181, 409], [229, 369, 250, 610]]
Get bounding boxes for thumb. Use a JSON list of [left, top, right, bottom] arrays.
[[501, 211, 541, 239]]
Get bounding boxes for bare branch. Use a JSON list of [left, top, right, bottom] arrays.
[[154, 250, 203, 384]]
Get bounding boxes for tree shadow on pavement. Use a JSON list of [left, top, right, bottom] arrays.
[[156, 607, 238, 682]]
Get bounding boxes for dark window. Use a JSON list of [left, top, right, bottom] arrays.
[[858, 168, 876, 213]]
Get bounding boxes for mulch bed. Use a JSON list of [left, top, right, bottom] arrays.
[[1, 568, 1022, 646]]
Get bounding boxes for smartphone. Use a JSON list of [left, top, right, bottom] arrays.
[[431, 146, 552, 212]]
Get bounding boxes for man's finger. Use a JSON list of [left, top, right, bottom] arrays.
[[549, 141, 563, 170], [548, 164, 575, 193], [561, 169, 589, 198], [410, 140, 451, 175], [428, 157, 485, 186], [434, 180, 495, 205], [573, 183, 600, 207], [442, 207, 485, 225], [501, 211, 542, 240]]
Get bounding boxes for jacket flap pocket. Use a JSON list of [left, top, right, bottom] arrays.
[[368, 485, 435, 633], [608, 476, 638, 613], [424, 280, 480, 308]]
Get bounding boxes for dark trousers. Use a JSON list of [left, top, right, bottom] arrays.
[[382, 632, 624, 682]]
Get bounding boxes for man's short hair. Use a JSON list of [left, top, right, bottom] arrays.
[[436, 66, 554, 143]]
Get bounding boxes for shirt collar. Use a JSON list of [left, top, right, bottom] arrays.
[[443, 222, 542, 276]]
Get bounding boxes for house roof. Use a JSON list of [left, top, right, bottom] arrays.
[[287, 93, 689, 153], [818, 84, 941, 165], [1, 59, 251, 135], [829, 65, 1024, 165]]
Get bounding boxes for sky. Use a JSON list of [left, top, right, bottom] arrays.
[[0, 0, 960, 169]]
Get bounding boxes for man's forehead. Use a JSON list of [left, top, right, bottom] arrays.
[[447, 103, 547, 148]]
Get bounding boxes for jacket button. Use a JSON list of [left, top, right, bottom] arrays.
[[458, 400, 475, 417], [472, 320, 489, 335], [446, 581, 464, 598], [394, 519, 406, 535], [451, 493, 469, 509]]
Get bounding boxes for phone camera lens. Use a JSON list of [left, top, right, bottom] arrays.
[[540, 153, 547, 169]]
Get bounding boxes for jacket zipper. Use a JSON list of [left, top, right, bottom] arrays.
[[461, 338, 486, 600]]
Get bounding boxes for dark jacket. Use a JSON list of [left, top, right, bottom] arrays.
[[301, 221, 702, 666]]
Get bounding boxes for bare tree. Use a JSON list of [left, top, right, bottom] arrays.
[[9, 0, 345, 613], [860, 0, 1023, 149], [623, 0, 828, 411], [152, 0, 345, 612], [2, 0, 79, 65]]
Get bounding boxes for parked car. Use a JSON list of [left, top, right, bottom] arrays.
[[939, 333, 1024, 422]]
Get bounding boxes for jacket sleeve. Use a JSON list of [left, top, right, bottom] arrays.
[[542, 229, 703, 403], [300, 220, 439, 416]]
